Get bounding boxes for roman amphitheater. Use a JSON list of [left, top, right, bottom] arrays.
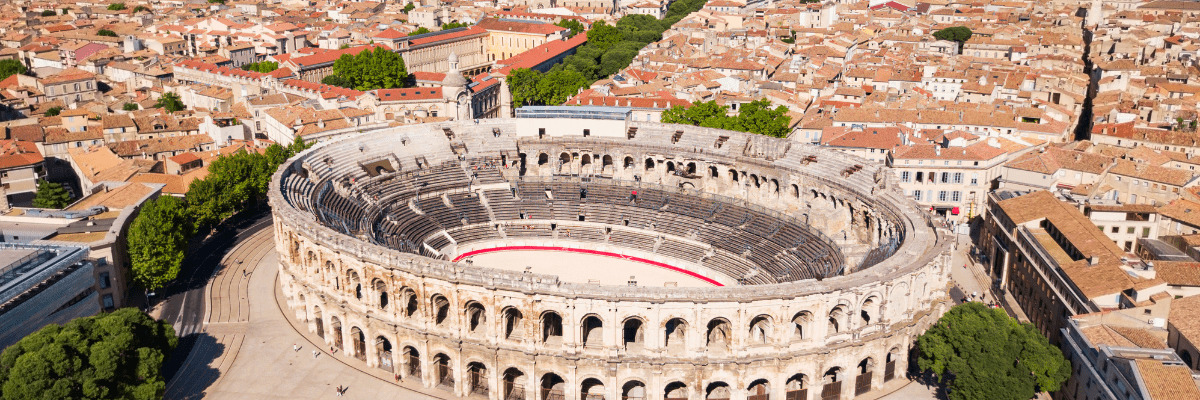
[[268, 107, 953, 400]]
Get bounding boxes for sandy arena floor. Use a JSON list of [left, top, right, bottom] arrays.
[[459, 249, 717, 287]]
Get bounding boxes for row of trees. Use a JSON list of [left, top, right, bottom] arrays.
[[506, 0, 708, 106], [661, 99, 793, 138], [320, 47, 409, 91], [0, 308, 177, 400], [128, 138, 310, 292], [240, 61, 279, 73]]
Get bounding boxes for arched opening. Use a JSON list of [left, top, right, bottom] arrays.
[[728, 169, 739, 183], [559, 152, 571, 165], [373, 279, 388, 310], [749, 315, 772, 345], [622, 380, 646, 400], [376, 336, 393, 372], [313, 306, 324, 338], [665, 381, 688, 400], [664, 318, 687, 353], [542, 311, 563, 345], [706, 318, 732, 353], [792, 184, 800, 198], [307, 250, 316, 267], [750, 174, 761, 188], [503, 368, 525, 400], [885, 348, 899, 381], [581, 378, 605, 400], [748, 379, 770, 400], [709, 166, 719, 178], [828, 305, 846, 334], [581, 154, 592, 166], [855, 358, 875, 396], [861, 296, 880, 325], [350, 326, 366, 361], [624, 156, 634, 169], [786, 374, 808, 400], [330, 316, 344, 350], [822, 367, 842, 400], [431, 294, 450, 326], [503, 307, 525, 341], [705, 381, 731, 400], [666, 161, 676, 173], [538, 153, 549, 165], [687, 162, 697, 175], [540, 373, 565, 400], [770, 179, 780, 193], [347, 270, 362, 299], [433, 353, 453, 388], [467, 362, 488, 397], [602, 155, 614, 169], [645, 158, 655, 171], [581, 315, 604, 349], [402, 346, 421, 380], [622, 318, 645, 351], [466, 302, 487, 336], [792, 311, 812, 341], [401, 287, 418, 318]]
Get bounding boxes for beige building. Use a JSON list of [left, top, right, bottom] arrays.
[[478, 18, 567, 62], [38, 68, 98, 106], [1084, 204, 1159, 253], [890, 137, 1032, 223], [0, 140, 45, 206]]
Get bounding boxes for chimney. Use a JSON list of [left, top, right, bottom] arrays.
[[1089, 256, 1099, 266]]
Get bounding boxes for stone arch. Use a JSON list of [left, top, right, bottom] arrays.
[[306, 250, 316, 267], [705, 381, 731, 400], [559, 152, 571, 164], [706, 318, 732, 352], [747, 379, 770, 400], [502, 307, 525, 341], [887, 283, 910, 321], [622, 380, 647, 400], [785, 374, 808, 399], [541, 310, 564, 345], [349, 326, 366, 361], [645, 157, 655, 171], [624, 156, 635, 169], [821, 367, 843, 400], [709, 166, 719, 178], [792, 311, 812, 341], [666, 161, 676, 173], [686, 162, 697, 175], [750, 173, 761, 188], [885, 347, 901, 381], [432, 353, 453, 388], [402, 346, 421, 379], [540, 372, 565, 400], [581, 154, 592, 166], [464, 301, 486, 336], [324, 260, 338, 289], [728, 168, 739, 182], [400, 286, 418, 318], [581, 314, 604, 348], [313, 305, 325, 338], [602, 155, 613, 169], [861, 295, 882, 325], [372, 278, 388, 310], [466, 361, 488, 396], [828, 305, 848, 334], [855, 357, 876, 396], [431, 294, 450, 326], [330, 315, 344, 350], [580, 377, 605, 400], [502, 368, 526, 400], [375, 335, 393, 372], [748, 314, 773, 345], [538, 153, 549, 165], [665, 381, 689, 400], [346, 269, 362, 299], [664, 317, 688, 353], [621, 316, 646, 351]]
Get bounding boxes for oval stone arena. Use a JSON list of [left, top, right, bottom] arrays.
[[269, 109, 953, 400]]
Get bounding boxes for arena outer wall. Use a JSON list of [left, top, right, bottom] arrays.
[[268, 117, 954, 400]]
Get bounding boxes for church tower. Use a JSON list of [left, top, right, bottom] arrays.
[[442, 52, 472, 120]]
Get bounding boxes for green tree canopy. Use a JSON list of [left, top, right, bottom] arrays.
[[932, 26, 972, 43], [555, 19, 585, 37], [123, 102, 139, 111], [128, 196, 191, 291], [916, 303, 1071, 400], [240, 61, 278, 73], [154, 92, 184, 113], [327, 47, 408, 91], [408, 27, 431, 36], [132, 5, 149, 12], [44, 107, 61, 117], [97, 29, 117, 37], [662, 100, 792, 138], [107, 3, 126, 10], [32, 180, 71, 209], [506, 68, 541, 107], [0, 59, 27, 81], [441, 21, 469, 30], [403, 2, 415, 12], [0, 308, 177, 400], [40, 10, 56, 16]]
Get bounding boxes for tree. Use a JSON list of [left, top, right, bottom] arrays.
[[132, 5, 149, 12], [916, 303, 1071, 400], [555, 19, 585, 37], [321, 74, 349, 87], [535, 69, 588, 105], [506, 68, 541, 107], [44, 107, 61, 117], [107, 3, 126, 10], [32, 180, 71, 209], [408, 27, 431, 36], [932, 26, 972, 43], [128, 196, 191, 291], [327, 47, 408, 91], [123, 102, 139, 111], [441, 21, 469, 30], [662, 100, 728, 126], [208, 0, 226, 3], [586, 21, 622, 52], [0, 308, 177, 400], [40, 10, 56, 16], [735, 99, 792, 138], [97, 29, 118, 37], [154, 92, 184, 113], [240, 61, 278, 73], [0, 59, 27, 81], [403, 2, 416, 12]]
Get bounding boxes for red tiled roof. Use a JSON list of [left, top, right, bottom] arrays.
[[0, 140, 44, 170], [289, 44, 390, 67], [281, 79, 364, 99], [494, 34, 588, 75], [375, 87, 442, 101], [565, 95, 689, 109], [409, 26, 487, 46], [477, 18, 567, 35]]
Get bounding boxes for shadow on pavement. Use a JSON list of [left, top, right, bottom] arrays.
[[163, 333, 226, 400], [160, 208, 271, 300]]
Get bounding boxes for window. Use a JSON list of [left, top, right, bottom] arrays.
[[941, 173, 950, 183], [1143, 228, 1151, 237], [938, 191, 948, 202], [971, 173, 979, 185], [913, 190, 922, 200], [951, 191, 961, 202], [953, 172, 963, 184], [99, 272, 111, 289], [901, 171, 911, 182], [1127, 227, 1135, 234], [103, 294, 114, 309], [1111, 227, 1119, 234]]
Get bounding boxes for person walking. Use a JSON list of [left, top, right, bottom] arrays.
[[336, 386, 343, 397], [313, 350, 319, 358]]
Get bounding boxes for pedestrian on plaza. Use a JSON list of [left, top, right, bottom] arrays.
[[293, 343, 300, 351], [336, 386, 343, 396], [313, 350, 319, 358]]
